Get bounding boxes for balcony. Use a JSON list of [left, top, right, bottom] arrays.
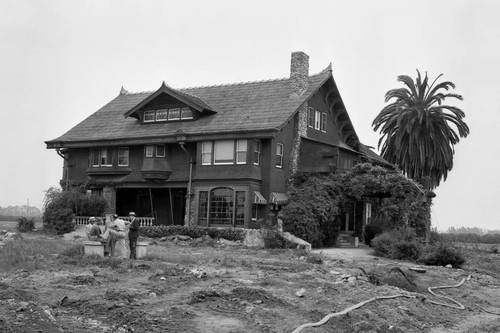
[[141, 158, 172, 181]]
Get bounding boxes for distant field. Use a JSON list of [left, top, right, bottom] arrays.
[[0, 220, 43, 232], [454, 242, 499, 251]]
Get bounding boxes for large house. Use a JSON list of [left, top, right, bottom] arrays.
[[46, 52, 391, 235]]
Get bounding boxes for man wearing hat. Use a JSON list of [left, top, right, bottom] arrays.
[[128, 212, 140, 259]]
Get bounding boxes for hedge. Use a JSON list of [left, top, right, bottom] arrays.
[[140, 225, 246, 242]]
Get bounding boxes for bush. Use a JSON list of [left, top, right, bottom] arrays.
[[372, 228, 423, 261], [262, 229, 296, 249], [365, 221, 383, 246], [43, 208, 75, 234], [140, 225, 246, 242], [418, 243, 466, 268], [16, 217, 35, 233]]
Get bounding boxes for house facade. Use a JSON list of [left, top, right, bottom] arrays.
[[46, 52, 390, 233]]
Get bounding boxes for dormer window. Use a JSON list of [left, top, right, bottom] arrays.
[[142, 107, 195, 123], [144, 111, 155, 122]]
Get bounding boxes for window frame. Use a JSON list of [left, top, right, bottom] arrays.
[[156, 144, 166, 157], [168, 108, 181, 121], [181, 107, 193, 120], [100, 148, 113, 167], [145, 145, 155, 158], [251, 204, 258, 221], [321, 112, 327, 132], [156, 109, 168, 122], [200, 187, 246, 226], [308, 107, 315, 128], [144, 110, 156, 122], [236, 139, 247, 164], [202, 141, 213, 165], [253, 140, 261, 166], [118, 147, 129, 166], [276, 143, 284, 168], [92, 148, 100, 167], [314, 110, 321, 130], [214, 140, 235, 165]]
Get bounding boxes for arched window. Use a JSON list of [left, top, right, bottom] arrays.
[[198, 187, 246, 226]]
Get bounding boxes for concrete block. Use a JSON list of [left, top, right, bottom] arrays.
[[84, 241, 104, 257], [136, 242, 148, 259]]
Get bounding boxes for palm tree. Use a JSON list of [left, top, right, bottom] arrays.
[[372, 70, 469, 189]]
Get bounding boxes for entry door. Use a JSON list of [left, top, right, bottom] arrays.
[[171, 189, 186, 225], [343, 204, 355, 233]]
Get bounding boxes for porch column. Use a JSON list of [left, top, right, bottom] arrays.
[[103, 186, 116, 215]]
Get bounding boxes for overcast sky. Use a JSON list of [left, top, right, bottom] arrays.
[[1, 0, 498, 231]]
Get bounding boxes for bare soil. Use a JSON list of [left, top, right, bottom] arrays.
[[0, 230, 499, 333]]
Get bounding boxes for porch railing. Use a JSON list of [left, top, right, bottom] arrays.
[[73, 216, 155, 227]]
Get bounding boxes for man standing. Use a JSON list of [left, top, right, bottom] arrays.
[[128, 212, 140, 259], [105, 214, 128, 259]]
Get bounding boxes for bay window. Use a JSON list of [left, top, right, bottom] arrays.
[[201, 139, 248, 165], [198, 188, 246, 226]]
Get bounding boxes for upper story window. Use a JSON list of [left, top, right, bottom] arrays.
[[145, 144, 165, 158], [118, 148, 129, 166], [91, 148, 113, 167], [321, 113, 327, 132], [276, 143, 283, 168], [143, 107, 194, 123], [308, 107, 327, 133], [253, 140, 261, 165], [201, 139, 248, 165]]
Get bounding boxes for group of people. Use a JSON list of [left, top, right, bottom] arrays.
[[87, 212, 141, 259]]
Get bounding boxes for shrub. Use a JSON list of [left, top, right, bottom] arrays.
[[418, 243, 466, 268], [43, 208, 75, 234], [372, 228, 423, 261], [364, 221, 383, 246], [140, 225, 246, 242], [262, 229, 296, 249], [16, 217, 35, 233]]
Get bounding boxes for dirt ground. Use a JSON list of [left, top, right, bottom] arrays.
[[0, 228, 499, 333]]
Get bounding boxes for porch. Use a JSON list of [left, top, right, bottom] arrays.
[[73, 216, 155, 227]]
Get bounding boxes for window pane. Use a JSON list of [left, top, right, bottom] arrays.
[[276, 143, 283, 168], [144, 111, 155, 122], [214, 140, 234, 164], [235, 191, 245, 225], [209, 188, 234, 225], [251, 205, 258, 221], [253, 140, 261, 165], [202, 141, 213, 165], [92, 149, 100, 166], [236, 139, 247, 164], [321, 113, 327, 132], [315, 110, 321, 130], [156, 109, 168, 121], [145, 145, 154, 158], [156, 144, 165, 157], [118, 148, 129, 166], [181, 107, 193, 119], [198, 191, 208, 225], [308, 108, 315, 127], [168, 108, 180, 120]]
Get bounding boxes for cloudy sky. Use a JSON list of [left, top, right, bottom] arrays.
[[1, 0, 498, 231]]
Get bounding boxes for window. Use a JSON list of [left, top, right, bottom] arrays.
[[321, 113, 327, 132], [168, 108, 180, 120], [181, 107, 193, 119], [236, 139, 247, 164], [145, 145, 154, 158], [315, 110, 321, 130], [202, 140, 248, 165], [200, 187, 246, 226], [92, 149, 100, 167], [276, 143, 283, 168], [253, 140, 261, 165], [202, 142, 213, 165], [156, 109, 168, 121], [118, 147, 129, 166], [308, 107, 315, 128], [144, 110, 155, 122], [198, 191, 209, 225], [100, 148, 113, 166], [156, 144, 165, 157], [251, 204, 258, 221], [365, 203, 372, 224]]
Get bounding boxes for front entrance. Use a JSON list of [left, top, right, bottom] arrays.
[[342, 202, 356, 234], [116, 188, 186, 225]]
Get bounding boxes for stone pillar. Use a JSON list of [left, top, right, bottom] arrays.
[[289, 102, 308, 177], [103, 186, 116, 215]]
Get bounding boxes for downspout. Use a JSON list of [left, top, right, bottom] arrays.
[[56, 149, 70, 191], [179, 143, 194, 225]]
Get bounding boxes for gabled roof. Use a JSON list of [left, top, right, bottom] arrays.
[[46, 67, 332, 147], [124, 81, 217, 119], [359, 144, 394, 168]]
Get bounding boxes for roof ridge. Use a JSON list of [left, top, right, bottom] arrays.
[[121, 65, 331, 95]]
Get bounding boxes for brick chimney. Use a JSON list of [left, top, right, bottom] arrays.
[[290, 51, 309, 96]]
